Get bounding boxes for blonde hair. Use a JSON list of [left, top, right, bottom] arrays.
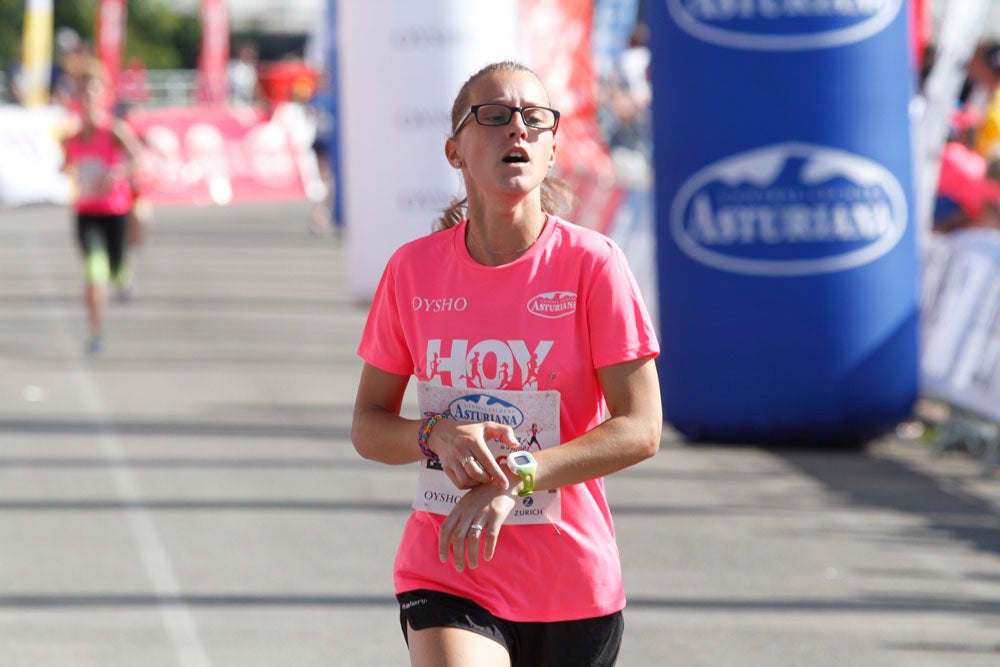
[[436, 61, 573, 230]]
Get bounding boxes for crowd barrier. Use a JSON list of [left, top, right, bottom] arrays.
[[127, 103, 314, 206], [921, 229, 1000, 475], [0, 102, 315, 209]]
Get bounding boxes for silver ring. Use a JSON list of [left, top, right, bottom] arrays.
[[460, 455, 476, 467], [469, 523, 484, 532]]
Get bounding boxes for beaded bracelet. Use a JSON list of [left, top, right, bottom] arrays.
[[417, 411, 447, 460]]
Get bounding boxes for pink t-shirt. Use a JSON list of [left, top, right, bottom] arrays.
[[357, 216, 659, 622], [63, 124, 133, 216]]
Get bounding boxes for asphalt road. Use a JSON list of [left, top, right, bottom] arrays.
[[1, 201, 998, 666]]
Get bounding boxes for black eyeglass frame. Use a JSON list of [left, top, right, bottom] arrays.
[[453, 104, 561, 135]]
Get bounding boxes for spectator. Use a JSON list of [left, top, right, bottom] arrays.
[[602, 22, 653, 188], [934, 141, 1000, 233], [119, 59, 150, 111], [306, 73, 338, 234], [969, 43, 1000, 156], [227, 42, 263, 107]]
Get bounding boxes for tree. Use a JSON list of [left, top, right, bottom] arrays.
[[0, 0, 32, 71], [0, 0, 200, 73], [126, 0, 202, 69]]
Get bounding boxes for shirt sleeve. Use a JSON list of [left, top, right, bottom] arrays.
[[586, 242, 659, 369], [356, 253, 415, 376]]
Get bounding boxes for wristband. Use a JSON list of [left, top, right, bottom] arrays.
[[417, 412, 446, 461]]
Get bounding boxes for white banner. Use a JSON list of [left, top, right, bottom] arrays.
[[920, 230, 1000, 423], [0, 105, 71, 207], [338, 0, 521, 301]]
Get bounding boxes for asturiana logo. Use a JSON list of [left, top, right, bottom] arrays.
[[527, 291, 577, 319], [666, 0, 903, 51], [448, 394, 525, 428], [670, 142, 907, 276]]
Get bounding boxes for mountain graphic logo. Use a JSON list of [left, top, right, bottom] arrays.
[[670, 142, 907, 276]]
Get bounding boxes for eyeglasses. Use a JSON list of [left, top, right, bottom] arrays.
[[454, 104, 561, 134]]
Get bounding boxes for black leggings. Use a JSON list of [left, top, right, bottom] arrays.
[[76, 213, 127, 283]]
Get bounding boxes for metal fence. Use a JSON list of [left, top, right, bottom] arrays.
[[0, 69, 198, 109], [133, 69, 198, 109]]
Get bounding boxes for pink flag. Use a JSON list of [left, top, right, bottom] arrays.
[[197, 0, 230, 103], [95, 0, 126, 102]]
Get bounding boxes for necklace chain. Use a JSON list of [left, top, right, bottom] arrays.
[[467, 223, 542, 257]]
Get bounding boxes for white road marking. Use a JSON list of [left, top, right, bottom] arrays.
[[27, 236, 214, 667]]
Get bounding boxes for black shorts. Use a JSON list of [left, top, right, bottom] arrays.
[[397, 589, 624, 667], [76, 213, 128, 279]]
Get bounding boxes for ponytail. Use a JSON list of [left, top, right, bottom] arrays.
[[435, 174, 573, 231], [437, 195, 468, 231]]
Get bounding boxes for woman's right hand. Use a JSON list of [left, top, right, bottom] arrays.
[[428, 418, 515, 490], [438, 477, 520, 571]]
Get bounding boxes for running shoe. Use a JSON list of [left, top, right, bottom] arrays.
[[116, 283, 135, 303], [87, 334, 104, 355]]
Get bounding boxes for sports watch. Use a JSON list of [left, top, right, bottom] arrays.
[[506, 451, 537, 497]]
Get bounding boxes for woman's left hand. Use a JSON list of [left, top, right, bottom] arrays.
[[438, 479, 519, 572]]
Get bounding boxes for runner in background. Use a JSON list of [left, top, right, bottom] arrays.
[[62, 61, 143, 354]]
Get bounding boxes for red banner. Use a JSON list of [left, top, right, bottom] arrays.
[[95, 0, 126, 100], [197, 0, 230, 103], [520, 0, 623, 233], [126, 105, 308, 206]]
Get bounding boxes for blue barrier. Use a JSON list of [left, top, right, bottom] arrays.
[[648, 1, 920, 445]]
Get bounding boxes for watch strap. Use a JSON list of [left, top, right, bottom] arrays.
[[516, 469, 535, 497]]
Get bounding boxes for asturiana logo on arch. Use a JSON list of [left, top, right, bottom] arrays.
[[447, 394, 525, 429], [670, 143, 907, 276], [666, 0, 903, 50]]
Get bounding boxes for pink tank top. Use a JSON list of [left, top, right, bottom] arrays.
[[64, 124, 133, 216]]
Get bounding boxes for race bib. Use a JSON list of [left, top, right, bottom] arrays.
[[77, 158, 108, 199], [413, 382, 561, 524]]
